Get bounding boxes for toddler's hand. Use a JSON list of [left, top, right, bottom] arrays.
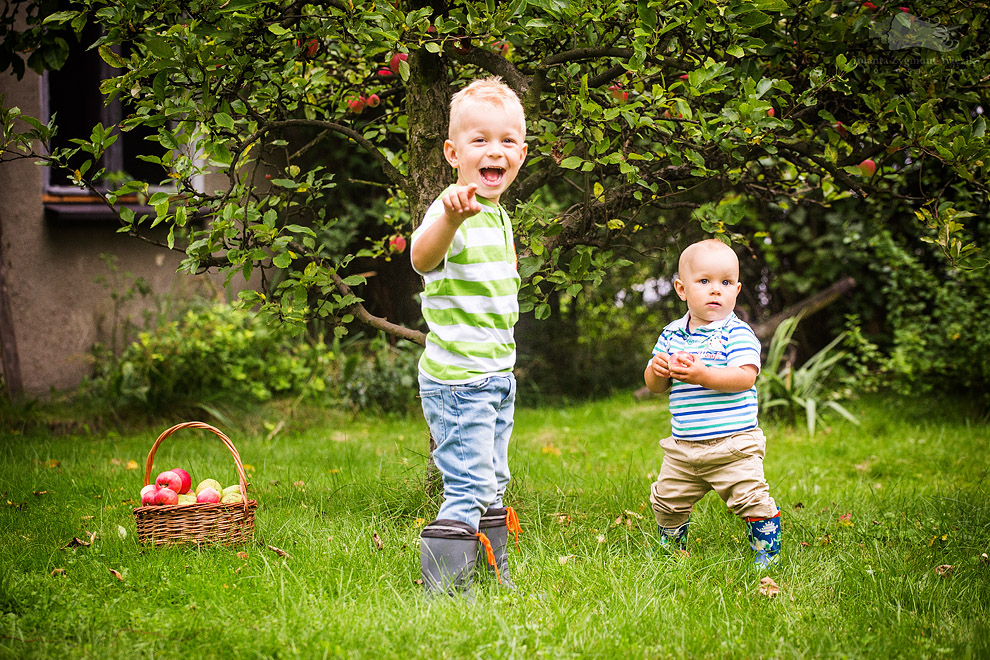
[[668, 352, 705, 384], [649, 353, 672, 380], [441, 183, 483, 225]]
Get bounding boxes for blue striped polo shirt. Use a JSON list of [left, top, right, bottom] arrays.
[[651, 312, 761, 440]]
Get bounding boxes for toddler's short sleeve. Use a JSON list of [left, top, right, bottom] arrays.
[[725, 323, 761, 371]]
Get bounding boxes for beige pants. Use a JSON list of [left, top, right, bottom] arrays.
[[650, 428, 778, 527]]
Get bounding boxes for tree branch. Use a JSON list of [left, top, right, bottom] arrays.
[[329, 271, 426, 346]]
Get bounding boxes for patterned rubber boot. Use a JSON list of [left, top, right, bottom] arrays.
[[745, 509, 781, 568], [657, 519, 690, 555], [420, 519, 480, 597], [478, 506, 522, 589]]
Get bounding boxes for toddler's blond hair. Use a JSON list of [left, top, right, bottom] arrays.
[[449, 76, 526, 138]]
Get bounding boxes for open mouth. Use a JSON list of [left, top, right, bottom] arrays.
[[480, 167, 505, 186]]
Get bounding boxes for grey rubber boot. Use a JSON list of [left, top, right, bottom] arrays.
[[478, 506, 520, 589], [420, 519, 479, 597]]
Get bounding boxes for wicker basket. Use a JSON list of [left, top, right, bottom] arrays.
[[133, 421, 258, 547]]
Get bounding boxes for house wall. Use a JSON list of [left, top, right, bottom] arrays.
[[0, 70, 244, 398]]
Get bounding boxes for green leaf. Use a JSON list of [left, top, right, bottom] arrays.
[[42, 11, 80, 25], [559, 156, 583, 169], [341, 274, 367, 286], [215, 113, 235, 130], [272, 253, 292, 269], [98, 45, 128, 69]]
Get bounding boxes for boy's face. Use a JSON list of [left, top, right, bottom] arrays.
[[444, 99, 527, 203], [674, 243, 742, 327]]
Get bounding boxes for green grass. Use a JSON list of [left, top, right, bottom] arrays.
[[1, 392, 988, 659]]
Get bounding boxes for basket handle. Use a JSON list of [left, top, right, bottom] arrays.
[[143, 421, 250, 511]]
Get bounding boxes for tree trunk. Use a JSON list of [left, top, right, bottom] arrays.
[[0, 213, 23, 403]]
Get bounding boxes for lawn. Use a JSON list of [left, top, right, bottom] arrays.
[[1, 391, 988, 659]]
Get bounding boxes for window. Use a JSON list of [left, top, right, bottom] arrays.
[[42, 20, 166, 220]]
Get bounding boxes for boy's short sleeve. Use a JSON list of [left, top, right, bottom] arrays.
[[410, 197, 466, 275], [725, 323, 761, 372]]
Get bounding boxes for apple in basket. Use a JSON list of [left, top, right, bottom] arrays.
[[140, 484, 159, 506], [156, 470, 183, 492], [221, 492, 242, 504], [197, 487, 221, 504], [170, 468, 192, 494], [154, 487, 178, 505], [196, 478, 222, 496], [221, 484, 242, 498], [177, 493, 198, 505]]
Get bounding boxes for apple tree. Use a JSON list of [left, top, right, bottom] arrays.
[[2, 0, 988, 350]]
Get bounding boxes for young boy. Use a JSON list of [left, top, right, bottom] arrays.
[[410, 77, 527, 595], [643, 239, 781, 567]]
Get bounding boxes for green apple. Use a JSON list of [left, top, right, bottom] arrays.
[[177, 493, 197, 505], [221, 492, 242, 504], [195, 478, 222, 495], [221, 484, 242, 498]]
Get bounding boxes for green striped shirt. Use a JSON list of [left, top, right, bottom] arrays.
[[411, 188, 520, 384]]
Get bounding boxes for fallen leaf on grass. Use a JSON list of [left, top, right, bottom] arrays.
[[558, 555, 575, 565], [110, 458, 123, 466], [554, 513, 571, 526], [46, 459, 60, 469], [800, 541, 810, 547], [935, 565, 954, 577], [126, 460, 139, 470], [293, 481, 305, 488], [266, 544, 291, 558], [413, 518, 425, 527], [117, 525, 127, 540], [109, 568, 123, 581], [981, 553, 989, 564], [237, 551, 249, 560], [242, 464, 255, 473], [63, 531, 97, 549], [51, 568, 66, 577], [33, 490, 48, 497], [759, 577, 780, 598], [597, 534, 606, 544], [541, 443, 561, 456], [372, 533, 384, 550], [623, 510, 643, 520], [413, 578, 423, 585]]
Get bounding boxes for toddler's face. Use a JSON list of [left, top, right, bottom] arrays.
[[675, 244, 742, 327], [444, 100, 527, 203]]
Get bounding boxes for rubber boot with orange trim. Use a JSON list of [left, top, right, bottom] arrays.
[[478, 506, 522, 589], [420, 519, 479, 597]]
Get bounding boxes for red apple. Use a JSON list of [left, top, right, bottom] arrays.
[[858, 158, 877, 177], [673, 351, 695, 367], [304, 38, 319, 58], [366, 93, 380, 108], [389, 52, 407, 74], [863, 1, 877, 9], [154, 487, 178, 505], [767, 107, 775, 118], [679, 74, 690, 80], [156, 470, 182, 492], [608, 84, 628, 102], [377, 67, 393, 77], [347, 97, 366, 114], [388, 234, 407, 253], [169, 468, 192, 494], [834, 121, 848, 137], [493, 40, 510, 56], [140, 484, 159, 506], [197, 487, 221, 504]]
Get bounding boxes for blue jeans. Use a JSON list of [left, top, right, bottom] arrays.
[[419, 372, 516, 529]]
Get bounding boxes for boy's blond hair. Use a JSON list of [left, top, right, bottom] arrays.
[[449, 76, 526, 137]]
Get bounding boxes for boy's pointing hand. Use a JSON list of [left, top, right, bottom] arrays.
[[441, 183, 483, 224]]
